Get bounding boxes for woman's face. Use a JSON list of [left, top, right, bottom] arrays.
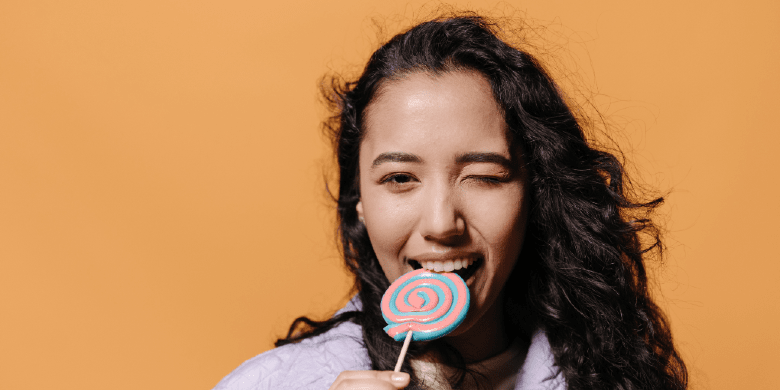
[[356, 71, 529, 338]]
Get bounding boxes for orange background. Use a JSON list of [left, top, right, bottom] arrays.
[[1, 1, 778, 389]]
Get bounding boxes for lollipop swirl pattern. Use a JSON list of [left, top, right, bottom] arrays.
[[381, 268, 470, 341]]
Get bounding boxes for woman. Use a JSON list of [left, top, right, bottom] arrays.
[[215, 13, 687, 390]]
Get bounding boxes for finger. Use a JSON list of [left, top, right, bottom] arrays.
[[328, 371, 410, 390], [337, 378, 398, 390], [334, 371, 384, 379], [375, 371, 410, 388], [328, 371, 384, 390]]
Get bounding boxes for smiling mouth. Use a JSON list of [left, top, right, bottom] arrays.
[[408, 258, 482, 282]]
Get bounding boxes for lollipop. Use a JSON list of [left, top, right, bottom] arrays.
[[381, 268, 470, 371]]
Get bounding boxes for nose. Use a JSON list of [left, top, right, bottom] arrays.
[[419, 182, 466, 244]]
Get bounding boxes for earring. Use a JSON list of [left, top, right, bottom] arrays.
[[359, 216, 365, 223]]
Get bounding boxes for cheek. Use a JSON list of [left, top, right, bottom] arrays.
[[361, 191, 417, 278], [466, 190, 526, 252], [364, 196, 414, 245], [366, 218, 406, 255]]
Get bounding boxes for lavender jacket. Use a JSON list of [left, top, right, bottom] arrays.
[[213, 300, 566, 390]]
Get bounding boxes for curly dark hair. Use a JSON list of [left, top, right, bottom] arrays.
[[278, 13, 687, 390]]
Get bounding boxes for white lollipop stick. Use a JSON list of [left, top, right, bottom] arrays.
[[393, 331, 413, 372]]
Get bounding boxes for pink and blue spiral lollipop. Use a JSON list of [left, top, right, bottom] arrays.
[[381, 268, 470, 342]]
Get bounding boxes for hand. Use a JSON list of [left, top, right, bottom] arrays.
[[328, 370, 410, 390]]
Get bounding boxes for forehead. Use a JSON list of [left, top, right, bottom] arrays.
[[362, 71, 509, 157]]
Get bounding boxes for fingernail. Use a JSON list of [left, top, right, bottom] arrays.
[[391, 372, 409, 382]]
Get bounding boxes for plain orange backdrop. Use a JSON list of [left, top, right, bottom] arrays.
[[1, 0, 778, 389]]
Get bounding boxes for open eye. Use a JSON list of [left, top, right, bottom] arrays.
[[379, 173, 419, 192], [381, 173, 416, 184]]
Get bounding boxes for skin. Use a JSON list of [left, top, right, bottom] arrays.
[[355, 71, 529, 366], [328, 371, 410, 390]]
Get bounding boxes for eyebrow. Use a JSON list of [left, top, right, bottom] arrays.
[[371, 152, 423, 167], [371, 151, 512, 169], [455, 152, 513, 168]]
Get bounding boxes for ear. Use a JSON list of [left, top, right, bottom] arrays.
[[356, 200, 364, 223]]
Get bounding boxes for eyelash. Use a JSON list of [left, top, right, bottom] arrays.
[[380, 173, 417, 185], [471, 176, 503, 185]]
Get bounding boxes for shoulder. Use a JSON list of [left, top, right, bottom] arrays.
[[213, 305, 369, 390]]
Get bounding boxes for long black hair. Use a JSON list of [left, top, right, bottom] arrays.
[[278, 13, 687, 390]]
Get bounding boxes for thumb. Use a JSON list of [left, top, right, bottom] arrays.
[[376, 371, 410, 388]]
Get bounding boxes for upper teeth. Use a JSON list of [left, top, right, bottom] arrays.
[[421, 259, 476, 272]]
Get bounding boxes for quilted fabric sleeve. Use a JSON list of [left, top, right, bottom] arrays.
[[212, 320, 370, 390], [514, 330, 566, 390]]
